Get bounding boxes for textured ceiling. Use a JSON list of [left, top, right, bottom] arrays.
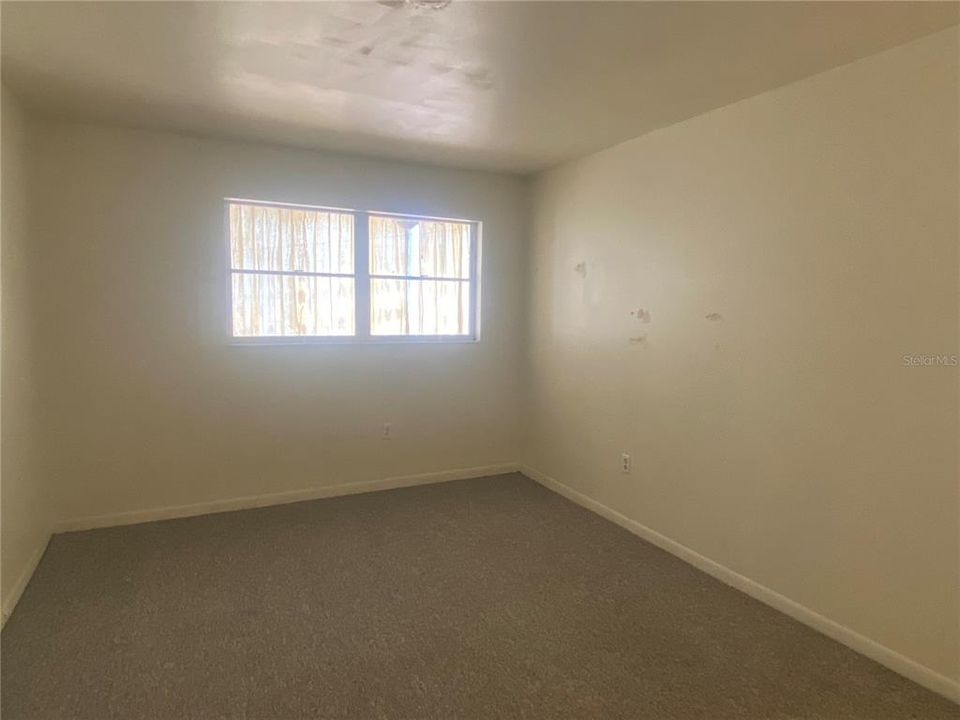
[[2, 1, 957, 173]]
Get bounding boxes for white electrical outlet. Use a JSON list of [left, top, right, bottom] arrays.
[[621, 453, 631, 473], [383, 422, 392, 439]]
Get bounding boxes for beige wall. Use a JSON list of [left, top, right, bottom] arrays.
[[29, 122, 528, 522], [1, 85, 51, 616], [525, 27, 959, 683]]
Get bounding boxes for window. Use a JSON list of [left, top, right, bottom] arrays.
[[227, 200, 478, 342]]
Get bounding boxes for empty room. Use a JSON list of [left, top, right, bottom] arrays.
[[1, 1, 958, 718]]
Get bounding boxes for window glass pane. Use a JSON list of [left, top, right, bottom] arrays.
[[232, 273, 355, 336], [369, 216, 409, 276], [229, 203, 353, 274], [371, 278, 469, 336], [369, 215, 470, 279]]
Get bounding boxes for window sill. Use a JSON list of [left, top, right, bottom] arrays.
[[227, 335, 480, 347]]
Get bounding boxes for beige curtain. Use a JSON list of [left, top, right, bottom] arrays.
[[369, 216, 471, 336], [229, 203, 355, 336]]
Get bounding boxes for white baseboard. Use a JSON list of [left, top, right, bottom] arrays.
[[1, 533, 52, 629], [54, 464, 520, 534], [519, 464, 960, 705]]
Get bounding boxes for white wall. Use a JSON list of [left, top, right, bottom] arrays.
[[525, 27, 959, 686], [28, 122, 528, 523], [1, 86, 52, 618]]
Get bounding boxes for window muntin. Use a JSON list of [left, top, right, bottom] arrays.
[[227, 200, 478, 342]]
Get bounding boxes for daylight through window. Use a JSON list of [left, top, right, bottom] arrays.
[[228, 200, 478, 342]]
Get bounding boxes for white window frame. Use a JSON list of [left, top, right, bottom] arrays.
[[225, 198, 481, 345]]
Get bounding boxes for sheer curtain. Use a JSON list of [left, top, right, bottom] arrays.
[[369, 216, 471, 336], [229, 203, 355, 336]]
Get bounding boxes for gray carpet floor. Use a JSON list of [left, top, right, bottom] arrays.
[[2, 473, 957, 719]]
